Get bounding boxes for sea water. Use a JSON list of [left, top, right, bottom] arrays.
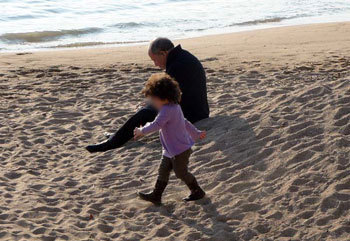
[[1, 0, 350, 51]]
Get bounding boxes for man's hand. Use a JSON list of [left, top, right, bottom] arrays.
[[199, 131, 206, 140], [134, 126, 144, 140]]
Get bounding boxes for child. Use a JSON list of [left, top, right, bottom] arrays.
[[134, 73, 206, 205]]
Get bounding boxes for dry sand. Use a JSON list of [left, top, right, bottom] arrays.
[[0, 22, 350, 241]]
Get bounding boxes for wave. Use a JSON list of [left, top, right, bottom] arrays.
[[0, 28, 102, 43], [6, 14, 36, 20], [51, 40, 148, 48], [233, 17, 288, 26], [184, 27, 209, 32], [110, 22, 150, 29], [231, 15, 310, 27], [185, 15, 311, 33], [186, 17, 292, 32]]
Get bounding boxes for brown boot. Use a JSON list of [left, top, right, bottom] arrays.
[[138, 180, 167, 206], [183, 178, 205, 202]]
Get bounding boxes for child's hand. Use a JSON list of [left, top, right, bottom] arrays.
[[199, 131, 206, 140], [134, 126, 144, 140]]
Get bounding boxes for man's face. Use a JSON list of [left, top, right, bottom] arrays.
[[149, 50, 167, 70]]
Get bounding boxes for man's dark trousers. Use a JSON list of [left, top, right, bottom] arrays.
[[105, 105, 157, 150]]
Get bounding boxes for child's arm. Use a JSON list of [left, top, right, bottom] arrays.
[[185, 119, 206, 141], [136, 108, 169, 136]]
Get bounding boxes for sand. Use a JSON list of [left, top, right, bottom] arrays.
[[0, 22, 350, 241]]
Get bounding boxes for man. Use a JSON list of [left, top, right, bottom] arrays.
[[86, 37, 209, 153]]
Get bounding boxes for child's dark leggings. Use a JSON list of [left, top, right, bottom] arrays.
[[157, 148, 195, 185]]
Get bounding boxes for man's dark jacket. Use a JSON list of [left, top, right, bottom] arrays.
[[166, 45, 209, 123]]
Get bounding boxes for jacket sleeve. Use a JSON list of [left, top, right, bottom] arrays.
[[141, 107, 169, 135], [185, 119, 201, 141]]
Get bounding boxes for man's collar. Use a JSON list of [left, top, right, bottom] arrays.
[[166, 44, 182, 69]]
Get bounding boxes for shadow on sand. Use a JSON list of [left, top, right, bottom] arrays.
[[146, 114, 264, 241]]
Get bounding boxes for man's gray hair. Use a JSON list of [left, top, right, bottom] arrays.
[[149, 37, 174, 54]]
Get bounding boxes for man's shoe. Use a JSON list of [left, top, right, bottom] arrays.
[[104, 132, 114, 139], [85, 140, 111, 153], [138, 180, 167, 205], [183, 188, 205, 202]]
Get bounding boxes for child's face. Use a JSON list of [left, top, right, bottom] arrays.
[[148, 96, 169, 110]]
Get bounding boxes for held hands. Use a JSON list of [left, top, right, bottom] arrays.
[[199, 130, 206, 140], [134, 125, 144, 140]]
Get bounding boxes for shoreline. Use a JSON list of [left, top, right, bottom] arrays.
[[1, 18, 350, 54], [1, 21, 350, 70]]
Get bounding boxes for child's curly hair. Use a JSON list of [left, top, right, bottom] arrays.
[[142, 73, 181, 104]]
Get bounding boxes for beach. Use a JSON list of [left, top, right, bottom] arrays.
[[1, 22, 350, 240]]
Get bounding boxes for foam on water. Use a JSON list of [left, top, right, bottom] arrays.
[[1, 0, 350, 51]]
